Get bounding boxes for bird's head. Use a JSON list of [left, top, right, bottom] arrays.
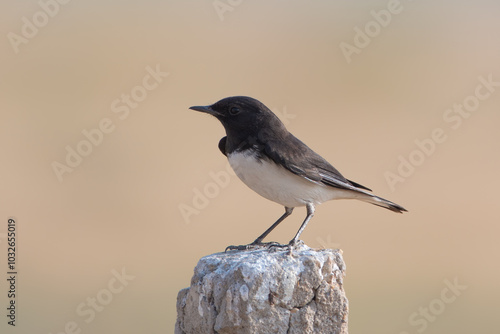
[[189, 96, 285, 139]]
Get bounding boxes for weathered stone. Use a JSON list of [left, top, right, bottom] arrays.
[[175, 246, 348, 334]]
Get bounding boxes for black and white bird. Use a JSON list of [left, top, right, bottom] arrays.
[[190, 96, 407, 250]]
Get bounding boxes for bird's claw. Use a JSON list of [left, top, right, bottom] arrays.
[[268, 239, 303, 252], [225, 240, 304, 253], [225, 241, 282, 252]]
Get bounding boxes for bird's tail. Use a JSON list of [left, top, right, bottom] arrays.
[[360, 194, 407, 213]]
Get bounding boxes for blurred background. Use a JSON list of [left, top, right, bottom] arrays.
[[1, 0, 499, 333]]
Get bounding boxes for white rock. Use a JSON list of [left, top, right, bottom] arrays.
[[175, 246, 348, 334]]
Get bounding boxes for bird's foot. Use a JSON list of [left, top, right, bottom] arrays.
[[225, 241, 281, 252], [268, 239, 304, 253]]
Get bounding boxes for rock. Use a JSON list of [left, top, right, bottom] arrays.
[[175, 245, 348, 334]]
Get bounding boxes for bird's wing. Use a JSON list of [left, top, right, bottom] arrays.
[[263, 134, 371, 192], [218, 136, 227, 156]]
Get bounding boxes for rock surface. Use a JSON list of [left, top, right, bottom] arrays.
[[175, 246, 348, 334]]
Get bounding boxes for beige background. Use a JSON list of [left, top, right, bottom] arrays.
[[1, 1, 499, 333]]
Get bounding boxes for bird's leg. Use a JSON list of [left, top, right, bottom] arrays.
[[252, 207, 294, 244], [225, 207, 294, 252], [289, 203, 315, 245], [269, 203, 315, 251]]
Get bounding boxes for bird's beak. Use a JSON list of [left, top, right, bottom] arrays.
[[189, 105, 221, 117]]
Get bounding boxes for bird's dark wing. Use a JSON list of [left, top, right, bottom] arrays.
[[347, 179, 371, 191], [263, 134, 371, 192], [218, 136, 227, 156]]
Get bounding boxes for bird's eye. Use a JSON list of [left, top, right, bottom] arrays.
[[229, 106, 241, 115]]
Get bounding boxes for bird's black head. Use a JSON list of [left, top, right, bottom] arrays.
[[189, 96, 286, 141]]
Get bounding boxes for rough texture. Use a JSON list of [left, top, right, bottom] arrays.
[[175, 246, 348, 334]]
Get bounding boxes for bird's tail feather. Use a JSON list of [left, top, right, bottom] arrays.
[[360, 194, 407, 213]]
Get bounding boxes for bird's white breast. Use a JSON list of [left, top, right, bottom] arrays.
[[228, 150, 347, 208]]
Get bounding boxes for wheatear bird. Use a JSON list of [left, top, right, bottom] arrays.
[[190, 96, 407, 250]]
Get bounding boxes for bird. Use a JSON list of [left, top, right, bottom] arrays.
[[189, 96, 407, 250]]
